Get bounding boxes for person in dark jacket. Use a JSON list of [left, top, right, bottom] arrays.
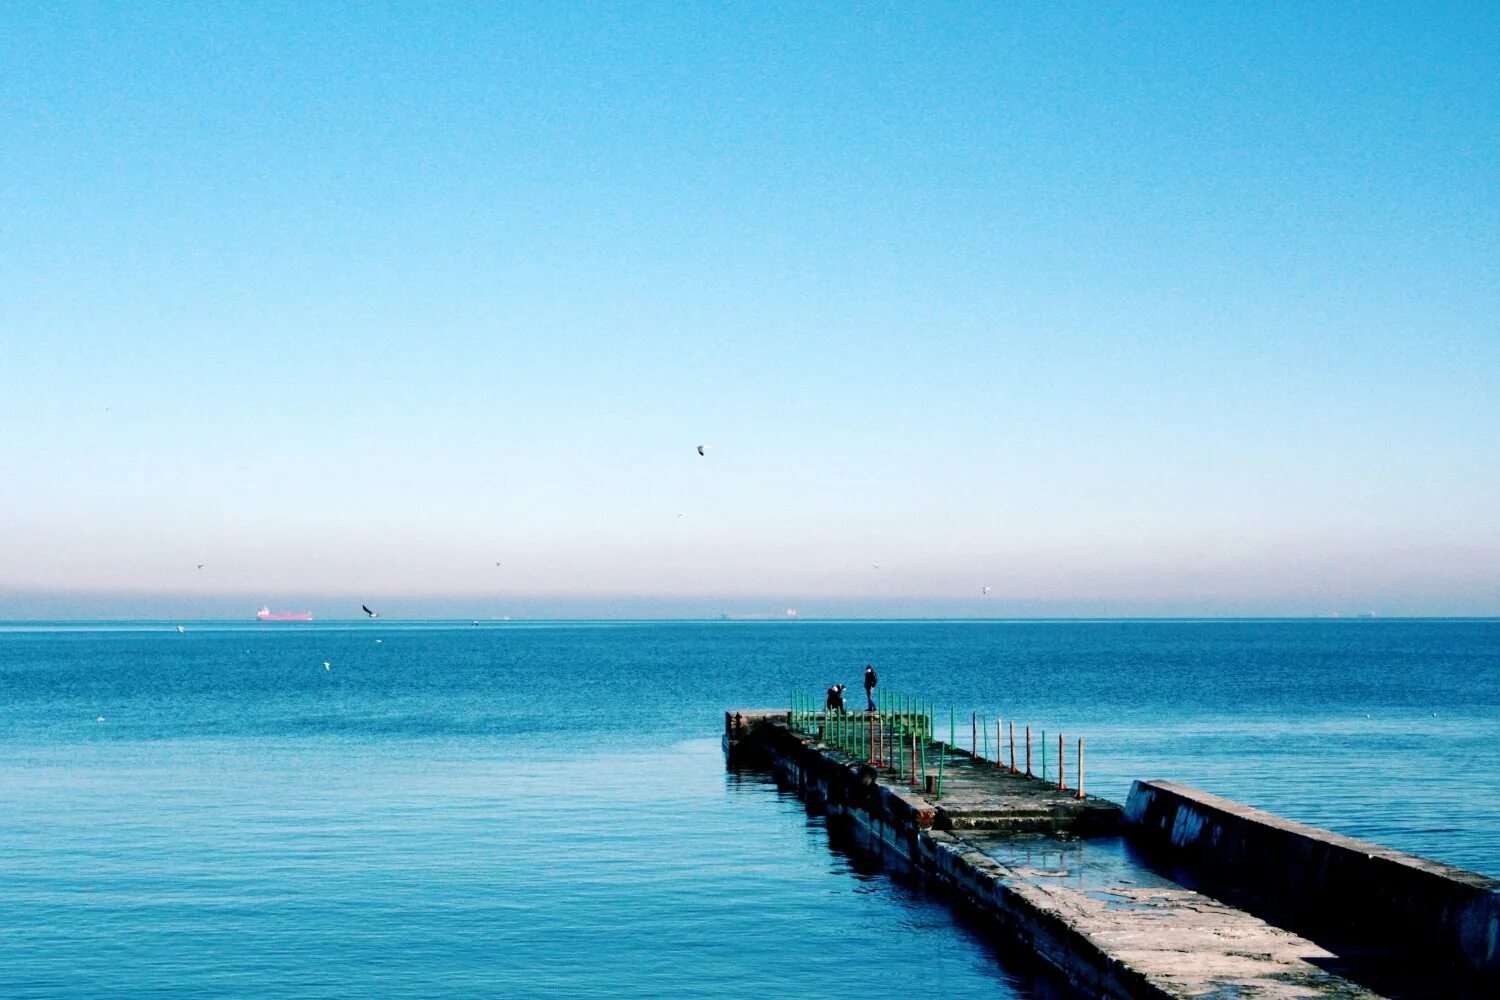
[[825, 683, 846, 713], [863, 665, 878, 711]]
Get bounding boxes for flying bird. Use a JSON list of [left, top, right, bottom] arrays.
[[195, 563, 204, 570], [176, 625, 185, 633], [696, 445, 707, 456], [323, 661, 331, 670], [982, 586, 992, 595], [362, 605, 379, 618]]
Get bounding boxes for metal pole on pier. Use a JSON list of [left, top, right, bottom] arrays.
[[1076, 739, 1085, 800], [937, 739, 944, 798]]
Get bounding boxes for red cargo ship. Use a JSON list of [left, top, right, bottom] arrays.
[[256, 606, 313, 622]]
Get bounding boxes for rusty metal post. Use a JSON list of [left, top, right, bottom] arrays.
[[971, 711, 977, 758], [1058, 733, 1066, 791], [996, 717, 1003, 769], [1009, 719, 1017, 773], [1025, 725, 1032, 776], [1076, 738, 1085, 800]]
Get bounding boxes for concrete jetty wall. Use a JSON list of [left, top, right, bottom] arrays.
[[730, 710, 1498, 997], [725, 712, 1165, 999], [1125, 779, 1500, 985]]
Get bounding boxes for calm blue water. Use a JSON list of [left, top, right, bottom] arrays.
[[2, 620, 1496, 998]]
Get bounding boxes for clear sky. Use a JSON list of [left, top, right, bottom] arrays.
[[2, 2, 1496, 618]]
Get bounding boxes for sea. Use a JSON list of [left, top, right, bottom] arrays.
[[1, 619, 1496, 998]]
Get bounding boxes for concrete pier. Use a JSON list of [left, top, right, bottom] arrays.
[[725, 708, 1119, 839], [726, 709, 1494, 999], [1126, 780, 1500, 988]]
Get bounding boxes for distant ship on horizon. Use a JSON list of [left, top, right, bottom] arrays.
[[721, 608, 800, 621], [256, 606, 313, 622]]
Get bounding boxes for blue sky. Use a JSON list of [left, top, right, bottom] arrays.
[[2, 2, 1496, 617]]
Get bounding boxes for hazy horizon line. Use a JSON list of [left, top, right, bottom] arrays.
[[3, 585, 1494, 622], [3, 615, 1496, 621]]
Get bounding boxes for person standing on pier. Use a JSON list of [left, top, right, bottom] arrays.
[[863, 665, 878, 712], [825, 683, 846, 713]]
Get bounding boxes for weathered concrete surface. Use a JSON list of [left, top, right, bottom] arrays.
[[727, 711, 1390, 999], [1125, 780, 1500, 989], [956, 834, 1385, 999], [920, 751, 1124, 833], [723, 709, 784, 760]]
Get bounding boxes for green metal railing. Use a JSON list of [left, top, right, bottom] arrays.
[[787, 689, 1088, 800]]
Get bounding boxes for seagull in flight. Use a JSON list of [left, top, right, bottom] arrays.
[[696, 444, 707, 456], [362, 604, 379, 618], [982, 586, 992, 595], [176, 625, 185, 633], [195, 563, 204, 570], [323, 661, 331, 671]]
